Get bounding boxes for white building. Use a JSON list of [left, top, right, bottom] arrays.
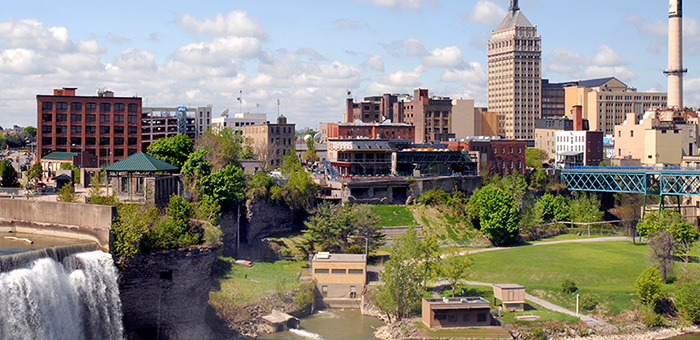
[[211, 112, 268, 132], [555, 130, 604, 167]]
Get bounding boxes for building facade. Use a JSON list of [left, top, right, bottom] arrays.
[[212, 112, 268, 132], [325, 121, 415, 142], [37, 88, 142, 166], [421, 297, 492, 329], [541, 79, 565, 118], [311, 253, 366, 301], [554, 130, 604, 167], [141, 106, 203, 151], [448, 136, 526, 174], [243, 116, 296, 169], [563, 77, 667, 135], [488, 0, 541, 139]]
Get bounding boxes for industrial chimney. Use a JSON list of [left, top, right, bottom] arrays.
[[665, 0, 687, 109]]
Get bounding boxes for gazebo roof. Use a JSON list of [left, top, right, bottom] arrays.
[[42, 151, 78, 161], [103, 152, 178, 172], [52, 174, 73, 181]]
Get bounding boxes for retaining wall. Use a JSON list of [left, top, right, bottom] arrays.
[[0, 198, 115, 248]]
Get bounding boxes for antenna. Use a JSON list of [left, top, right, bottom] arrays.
[[277, 99, 280, 117], [256, 103, 260, 113], [237, 90, 243, 113], [221, 108, 230, 117]]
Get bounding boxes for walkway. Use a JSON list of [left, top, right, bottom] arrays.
[[449, 236, 633, 257]]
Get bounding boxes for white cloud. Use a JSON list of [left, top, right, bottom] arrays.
[[176, 11, 267, 39], [441, 62, 486, 84], [0, 18, 74, 51], [106, 33, 132, 44], [547, 45, 636, 81], [170, 36, 261, 66], [77, 39, 106, 54], [367, 65, 426, 93], [363, 55, 384, 71], [114, 48, 158, 72], [424, 46, 464, 68], [462, 0, 506, 26], [333, 18, 368, 30], [0, 48, 45, 73]]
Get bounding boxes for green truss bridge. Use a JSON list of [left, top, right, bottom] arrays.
[[560, 166, 700, 196]]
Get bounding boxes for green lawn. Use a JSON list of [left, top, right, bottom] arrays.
[[209, 258, 305, 305], [414, 322, 512, 339], [370, 205, 416, 227], [467, 241, 653, 315]]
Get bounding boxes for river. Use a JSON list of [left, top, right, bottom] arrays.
[[667, 334, 700, 340], [258, 309, 384, 340]]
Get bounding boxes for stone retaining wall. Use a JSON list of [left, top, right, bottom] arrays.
[[0, 198, 115, 248]]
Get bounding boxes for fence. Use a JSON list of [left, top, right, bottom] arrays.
[[518, 220, 633, 242]]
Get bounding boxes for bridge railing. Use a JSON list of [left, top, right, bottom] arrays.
[[565, 165, 700, 172]]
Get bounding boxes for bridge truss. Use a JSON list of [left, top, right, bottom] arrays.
[[561, 167, 700, 196]]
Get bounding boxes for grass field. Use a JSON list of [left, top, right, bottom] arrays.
[[370, 205, 416, 227], [468, 241, 652, 315], [209, 258, 305, 305], [414, 322, 512, 339]]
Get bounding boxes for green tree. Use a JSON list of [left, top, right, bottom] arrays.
[[676, 281, 700, 325], [375, 226, 423, 322], [56, 183, 78, 203], [438, 255, 473, 297], [648, 230, 676, 284], [199, 164, 245, 205], [22, 126, 37, 138], [195, 127, 252, 170], [245, 171, 275, 203], [638, 210, 700, 270], [525, 148, 548, 168], [351, 205, 384, 252], [300, 204, 383, 254], [535, 193, 569, 223], [494, 172, 527, 204], [302, 138, 319, 163], [568, 192, 603, 223], [530, 167, 546, 190], [111, 203, 158, 258], [147, 133, 194, 169], [418, 235, 441, 289], [181, 149, 211, 180], [635, 266, 662, 308], [469, 185, 519, 245], [273, 155, 318, 213], [0, 161, 20, 187], [143, 195, 200, 251], [26, 162, 42, 184]]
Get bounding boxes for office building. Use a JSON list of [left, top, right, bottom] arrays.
[[211, 112, 268, 132], [243, 116, 296, 169], [141, 106, 210, 151], [37, 87, 142, 166], [488, 0, 541, 139]]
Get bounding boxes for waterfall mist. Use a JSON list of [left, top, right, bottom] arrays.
[[0, 250, 124, 340]]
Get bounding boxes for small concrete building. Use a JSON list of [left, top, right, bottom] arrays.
[[493, 283, 526, 312], [421, 297, 492, 329], [311, 252, 366, 306]]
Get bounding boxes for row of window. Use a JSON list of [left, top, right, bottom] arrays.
[[42, 102, 138, 113], [493, 145, 523, 154], [314, 268, 364, 274], [42, 136, 138, 146], [434, 312, 488, 323], [43, 125, 138, 135], [42, 113, 138, 124]]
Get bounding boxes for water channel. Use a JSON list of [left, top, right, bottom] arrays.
[[667, 334, 700, 340], [258, 309, 384, 340]]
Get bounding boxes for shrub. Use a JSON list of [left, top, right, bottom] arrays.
[[345, 245, 363, 254], [635, 267, 662, 308], [202, 222, 223, 247], [640, 304, 664, 327], [418, 189, 449, 206], [524, 326, 545, 340], [676, 281, 700, 325], [561, 278, 578, 294], [580, 295, 598, 311], [56, 184, 78, 203], [293, 282, 316, 310]]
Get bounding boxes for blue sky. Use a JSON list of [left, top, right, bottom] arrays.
[[1, 0, 699, 129]]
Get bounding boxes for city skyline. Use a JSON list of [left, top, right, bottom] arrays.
[[1, 0, 699, 129]]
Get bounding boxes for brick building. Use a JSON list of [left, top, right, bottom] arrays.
[[37, 87, 142, 166], [326, 121, 415, 142], [243, 115, 296, 169], [448, 136, 526, 174]]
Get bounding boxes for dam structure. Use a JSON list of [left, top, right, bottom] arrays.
[[0, 244, 124, 340]]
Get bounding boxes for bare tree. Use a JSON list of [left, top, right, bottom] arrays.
[[253, 141, 277, 171], [648, 230, 676, 284]]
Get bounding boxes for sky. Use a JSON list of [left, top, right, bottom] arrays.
[[1, 0, 699, 130]]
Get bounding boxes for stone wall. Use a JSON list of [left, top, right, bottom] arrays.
[[118, 246, 219, 340], [0, 198, 115, 248]]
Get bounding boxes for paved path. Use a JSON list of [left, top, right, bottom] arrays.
[[447, 236, 633, 257]]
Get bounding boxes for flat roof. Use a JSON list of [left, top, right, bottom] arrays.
[[312, 253, 366, 263], [494, 283, 525, 289], [423, 297, 490, 310]]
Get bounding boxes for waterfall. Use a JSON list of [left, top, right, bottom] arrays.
[[0, 250, 124, 340]]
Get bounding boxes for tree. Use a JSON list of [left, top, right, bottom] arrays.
[[676, 281, 700, 325], [22, 126, 37, 138], [0, 161, 20, 187], [245, 171, 276, 204], [273, 154, 318, 213], [535, 193, 569, 223], [568, 192, 603, 224], [350, 205, 384, 252], [302, 138, 319, 163], [111, 203, 158, 258], [146, 133, 193, 169], [469, 185, 519, 245], [199, 164, 245, 205], [375, 226, 423, 322], [418, 235, 441, 289], [648, 230, 676, 284], [493, 173, 527, 204], [300, 203, 384, 254], [635, 266, 662, 308], [195, 127, 252, 170], [525, 148, 548, 168], [530, 167, 546, 190], [26, 162, 42, 184], [438, 255, 473, 297], [56, 183, 78, 203], [638, 210, 700, 270]]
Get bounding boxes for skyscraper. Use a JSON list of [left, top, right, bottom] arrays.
[[487, 0, 541, 139]]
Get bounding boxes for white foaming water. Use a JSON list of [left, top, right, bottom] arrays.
[[289, 328, 325, 340], [0, 250, 124, 340]]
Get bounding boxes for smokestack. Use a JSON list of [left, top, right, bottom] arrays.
[[665, 0, 687, 109], [572, 105, 583, 131]]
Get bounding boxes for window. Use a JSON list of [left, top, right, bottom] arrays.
[[463, 314, 470, 322], [447, 314, 457, 322], [114, 103, 125, 112], [314, 269, 329, 274], [71, 114, 82, 123], [100, 115, 110, 123], [128, 115, 137, 124], [630, 131, 634, 137], [114, 137, 124, 145], [71, 102, 82, 111], [128, 137, 138, 145], [70, 126, 81, 134], [100, 126, 110, 134], [434, 314, 447, 321], [100, 137, 110, 145], [477, 313, 487, 322], [114, 126, 124, 135], [128, 126, 137, 134], [56, 102, 68, 111], [114, 115, 124, 123], [86, 126, 96, 135], [128, 103, 138, 113], [42, 114, 53, 123], [56, 125, 67, 134], [114, 148, 124, 157], [99, 103, 111, 112], [42, 125, 52, 133], [348, 269, 363, 274], [86, 102, 97, 112], [86, 114, 96, 123], [56, 114, 68, 122], [42, 102, 53, 110], [332, 269, 346, 274]]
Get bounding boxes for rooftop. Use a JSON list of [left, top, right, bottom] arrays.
[[424, 297, 490, 310], [494, 283, 525, 289], [103, 152, 178, 172], [41, 151, 78, 161], [312, 253, 367, 263]]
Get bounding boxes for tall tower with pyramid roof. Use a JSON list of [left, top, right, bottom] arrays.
[[487, 0, 541, 139]]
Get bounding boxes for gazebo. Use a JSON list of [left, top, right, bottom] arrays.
[[103, 152, 180, 206]]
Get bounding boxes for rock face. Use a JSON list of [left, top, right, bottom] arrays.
[[117, 246, 219, 340], [245, 200, 295, 243]]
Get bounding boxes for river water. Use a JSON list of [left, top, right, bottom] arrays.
[[258, 309, 384, 340], [667, 334, 700, 340]]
